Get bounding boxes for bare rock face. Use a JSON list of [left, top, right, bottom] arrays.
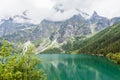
[[0, 11, 120, 43], [90, 11, 110, 32]]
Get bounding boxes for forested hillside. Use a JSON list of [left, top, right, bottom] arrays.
[[62, 23, 120, 55], [77, 23, 120, 55]]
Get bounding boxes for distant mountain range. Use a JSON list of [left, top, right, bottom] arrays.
[[0, 11, 120, 53]]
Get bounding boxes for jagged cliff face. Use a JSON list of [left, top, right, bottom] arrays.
[[90, 11, 110, 32], [34, 11, 111, 43], [0, 11, 120, 43], [0, 18, 37, 42]]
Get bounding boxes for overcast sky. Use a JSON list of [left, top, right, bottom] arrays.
[[0, 0, 120, 23]]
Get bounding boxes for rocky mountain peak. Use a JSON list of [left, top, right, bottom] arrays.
[[76, 9, 90, 19], [0, 10, 120, 45], [92, 11, 99, 17]]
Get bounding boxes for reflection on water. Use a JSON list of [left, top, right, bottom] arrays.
[[37, 54, 120, 80]]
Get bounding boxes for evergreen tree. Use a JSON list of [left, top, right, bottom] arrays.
[[0, 40, 46, 80]]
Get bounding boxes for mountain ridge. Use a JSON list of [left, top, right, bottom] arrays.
[[0, 11, 120, 53]]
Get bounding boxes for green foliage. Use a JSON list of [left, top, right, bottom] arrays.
[[41, 48, 62, 54], [0, 40, 12, 58], [106, 53, 120, 64], [62, 40, 73, 53], [78, 23, 120, 55], [62, 23, 120, 55], [62, 36, 86, 53], [0, 40, 46, 80]]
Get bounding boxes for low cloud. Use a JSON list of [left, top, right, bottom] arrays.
[[0, 0, 120, 23]]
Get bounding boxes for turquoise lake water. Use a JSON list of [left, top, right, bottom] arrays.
[[37, 54, 120, 80]]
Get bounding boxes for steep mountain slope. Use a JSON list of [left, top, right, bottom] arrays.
[[0, 13, 36, 37], [90, 11, 110, 32], [0, 16, 38, 42], [0, 11, 111, 43], [0, 11, 120, 53], [33, 11, 111, 44], [72, 22, 120, 55]]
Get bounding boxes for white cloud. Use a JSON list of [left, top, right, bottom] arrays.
[[0, 0, 120, 23], [48, 9, 80, 21], [90, 0, 120, 18], [0, 0, 55, 23], [52, 0, 120, 19]]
